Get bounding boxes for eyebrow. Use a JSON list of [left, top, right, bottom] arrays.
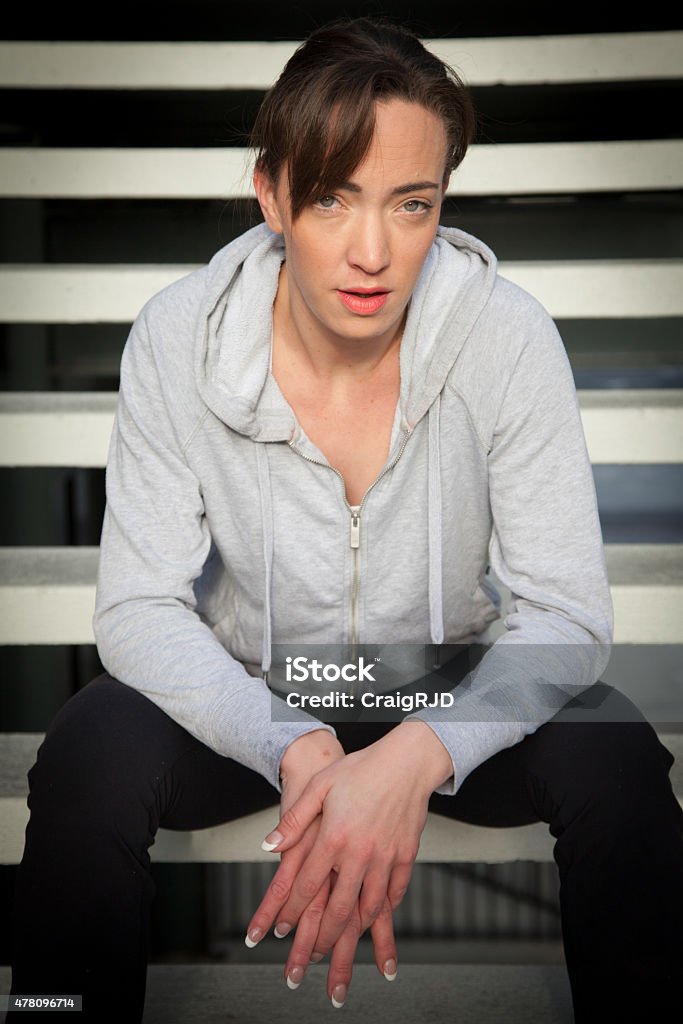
[[336, 180, 441, 196]]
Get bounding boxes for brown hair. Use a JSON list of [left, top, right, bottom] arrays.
[[251, 17, 476, 219]]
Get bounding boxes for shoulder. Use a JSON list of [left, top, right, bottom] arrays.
[[453, 267, 567, 389], [442, 246, 572, 447], [137, 222, 276, 339]]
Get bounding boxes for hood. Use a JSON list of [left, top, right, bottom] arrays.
[[193, 221, 498, 439], [191, 221, 498, 673]]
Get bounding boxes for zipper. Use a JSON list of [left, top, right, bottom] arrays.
[[288, 428, 413, 682]]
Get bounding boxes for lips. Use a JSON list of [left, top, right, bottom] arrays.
[[337, 289, 389, 315]]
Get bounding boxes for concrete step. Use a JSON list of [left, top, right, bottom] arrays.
[[0, 962, 574, 1023]]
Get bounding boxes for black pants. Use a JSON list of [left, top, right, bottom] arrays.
[[8, 671, 683, 1023]]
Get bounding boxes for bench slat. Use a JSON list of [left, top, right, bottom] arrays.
[[2, 260, 680, 322], [2, 140, 681, 198], [0, 545, 681, 645], [1, 390, 682, 467], [1, 732, 680, 864], [0, 33, 679, 89]]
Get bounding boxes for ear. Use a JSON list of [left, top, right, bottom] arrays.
[[253, 166, 285, 234]]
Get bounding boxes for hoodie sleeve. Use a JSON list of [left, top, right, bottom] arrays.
[[406, 291, 614, 796], [92, 303, 336, 793]]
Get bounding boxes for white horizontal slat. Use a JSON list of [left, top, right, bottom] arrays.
[[2, 140, 681, 198], [500, 260, 683, 319], [1, 545, 681, 645], [0, 731, 556, 863], [605, 545, 683, 645], [2, 730, 679, 863], [0, 147, 253, 200], [1, 391, 681, 467], [1, 260, 680, 323], [0, 547, 99, 644], [456, 140, 683, 196], [577, 390, 683, 465], [484, 545, 683, 645], [0, 33, 679, 89], [0, 790, 558, 863], [0, 393, 116, 467], [0, 727, 591, 861], [0, 265, 197, 323]]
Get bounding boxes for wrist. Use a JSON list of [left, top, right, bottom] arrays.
[[381, 721, 455, 794], [279, 728, 345, 785]]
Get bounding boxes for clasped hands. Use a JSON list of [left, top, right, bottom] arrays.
[[244, 721, 454, 1008]]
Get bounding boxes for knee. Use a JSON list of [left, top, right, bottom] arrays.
[[27, 675, 152, 812], [560, 718, 675, 818]]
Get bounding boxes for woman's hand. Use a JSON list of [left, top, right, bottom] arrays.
[[245, 730, 352, 985], [247, 728, 344, 943], [251, 721, 454, 1004], [244, 727, 399, 1004]]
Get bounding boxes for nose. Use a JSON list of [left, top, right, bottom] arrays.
[[347, 211, 390, 275]]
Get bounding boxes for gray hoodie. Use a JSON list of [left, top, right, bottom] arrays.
[[93, 222, 613, 797]]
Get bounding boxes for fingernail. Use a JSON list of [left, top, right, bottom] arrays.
[[383, 958, 397, 981], [261, 830, 284, 852], [244, 926, 263, 948], [287, 965, 305, 990], [331, 984, 347, 1008], [309, 952, 324, 964], [274, 922, 292, 938]]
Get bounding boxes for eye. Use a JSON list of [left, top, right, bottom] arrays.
[[402, 199, 432, 214], [316, 195, 339, 209]]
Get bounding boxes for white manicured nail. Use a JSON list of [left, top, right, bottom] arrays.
[[261, 830, 283, 851], [287, 966, 304, 990], [383, 958, 397, 981], [244, 926, 263, 948], [331, 984, 347, 1008]]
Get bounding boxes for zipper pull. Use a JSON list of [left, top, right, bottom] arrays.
[[350, 511, 360, 549]]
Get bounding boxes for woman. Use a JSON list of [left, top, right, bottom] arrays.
[[9, 17, 682, 1023]]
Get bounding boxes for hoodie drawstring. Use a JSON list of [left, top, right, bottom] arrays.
[[256, 443, 274, 681], [428, 396, 445, 655]]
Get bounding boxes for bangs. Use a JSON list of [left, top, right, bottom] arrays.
[[287, 85, 377, 216]]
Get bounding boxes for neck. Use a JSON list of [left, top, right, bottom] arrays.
[[272, 262, 404, 382]]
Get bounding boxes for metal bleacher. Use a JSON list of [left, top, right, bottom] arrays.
[[0, 20, 682, 1023]]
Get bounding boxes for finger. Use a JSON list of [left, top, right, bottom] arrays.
[[387, 861, 414, 910], [262, 779, 327, 853], [273, 843, 342, 937], [357, 864, 392, 934], [326, 909, 362, 1009], [370, 897, 398, 981], [283, 877, 331, 990], [301, 864, 363, 954], [245, 825, 319, 947]]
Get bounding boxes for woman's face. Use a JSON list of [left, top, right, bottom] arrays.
[[254, 99, 449, 351]]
